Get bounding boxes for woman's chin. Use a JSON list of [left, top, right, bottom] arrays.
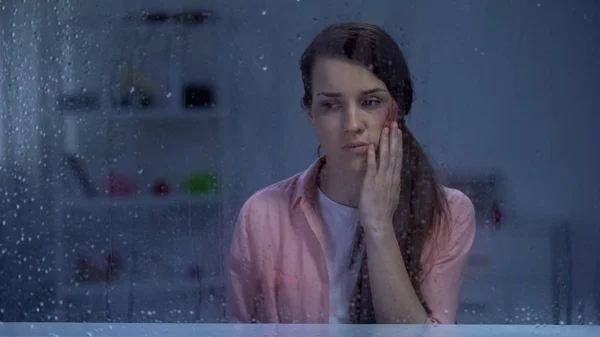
[[346, 155, 368, 173], [328, 153, 367, 173]]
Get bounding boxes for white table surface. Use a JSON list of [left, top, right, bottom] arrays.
[[0, 323, 598, 337]]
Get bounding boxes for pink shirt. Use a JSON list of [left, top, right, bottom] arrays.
[[226, 158, 476, 324]]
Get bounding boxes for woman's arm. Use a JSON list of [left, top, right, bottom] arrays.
[[226, 219, 259, 322], [225, 200, 266, 323], [358, 123, 428, 323], [358, 124, 476, 323], [364, 192, 476, 324], [364, 224, 428, 324]]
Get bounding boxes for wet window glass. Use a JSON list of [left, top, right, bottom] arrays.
[[0, 0, 598, 327]]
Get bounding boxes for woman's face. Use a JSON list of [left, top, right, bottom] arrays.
[[308, 57, 397, 173]]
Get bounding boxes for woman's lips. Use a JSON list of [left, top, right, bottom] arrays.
[[342, 143, 370, 153]]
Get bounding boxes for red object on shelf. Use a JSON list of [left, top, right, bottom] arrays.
[[152, 179, 170, 196]]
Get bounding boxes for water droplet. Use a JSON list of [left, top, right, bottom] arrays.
[[262, 10, 267, 15], [166, 92, 172, 98], [259, 55, 264, 60], [262, 66, 268, 71], [137, 169, 144, 175], [296, 34, 302, 40]]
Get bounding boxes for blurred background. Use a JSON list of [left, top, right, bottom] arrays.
[[0, 0, 598, 325]]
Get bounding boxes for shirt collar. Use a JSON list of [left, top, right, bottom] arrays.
[[291, 156, 326, 209]]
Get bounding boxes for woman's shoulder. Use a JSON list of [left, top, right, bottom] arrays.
[[238, 172, 304, 217], [433, 186, 477, 248], [230, 174, 305, 261], [440, 186, 476, 222], [421, 186, 477, 273]]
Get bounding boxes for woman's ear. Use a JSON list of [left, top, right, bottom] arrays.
[[307, 108, 316, 125]]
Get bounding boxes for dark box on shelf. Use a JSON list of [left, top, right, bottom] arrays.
[[183, 84, 214, 109]]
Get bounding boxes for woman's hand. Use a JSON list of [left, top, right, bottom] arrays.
[[358, 121, 403, 233]]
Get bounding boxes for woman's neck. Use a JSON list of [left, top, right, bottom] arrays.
[[318, 162, 363, 208]]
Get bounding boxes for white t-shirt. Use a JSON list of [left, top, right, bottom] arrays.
[[317, 189, 365, 324]]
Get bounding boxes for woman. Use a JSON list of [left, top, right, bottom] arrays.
[[226, 22, 476, 324]]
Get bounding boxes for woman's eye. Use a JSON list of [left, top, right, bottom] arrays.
[[321, 101, 340, 110], [363, 98, 381, 107]]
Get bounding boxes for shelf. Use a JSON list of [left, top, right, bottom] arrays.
[[62, 110, 226, 122], [61, 276, 223, 298], [61, 194, 221, 208], [62, 12, 216, 31]]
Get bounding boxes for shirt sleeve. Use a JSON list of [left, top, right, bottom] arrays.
[[421, 191, 476, 324], [225, 202, 262, 323]]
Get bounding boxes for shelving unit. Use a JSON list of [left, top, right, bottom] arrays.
[[61, 194, 221, 209], [62, 110, 227, 122], [52, 11, 233, 323]]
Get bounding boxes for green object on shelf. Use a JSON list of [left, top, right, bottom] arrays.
[[183, 172, 219, 194]]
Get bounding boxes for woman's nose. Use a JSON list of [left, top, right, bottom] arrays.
[[342, 104, 362, 133]]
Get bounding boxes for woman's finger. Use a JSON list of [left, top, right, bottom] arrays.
[[388, 121, 398, 175], [366, 144, 377, 180], [378, 126, 389, 172], [394, 124, 403, 185]]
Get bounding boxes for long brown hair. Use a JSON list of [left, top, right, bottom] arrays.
[[300, 22, 449, 322]]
